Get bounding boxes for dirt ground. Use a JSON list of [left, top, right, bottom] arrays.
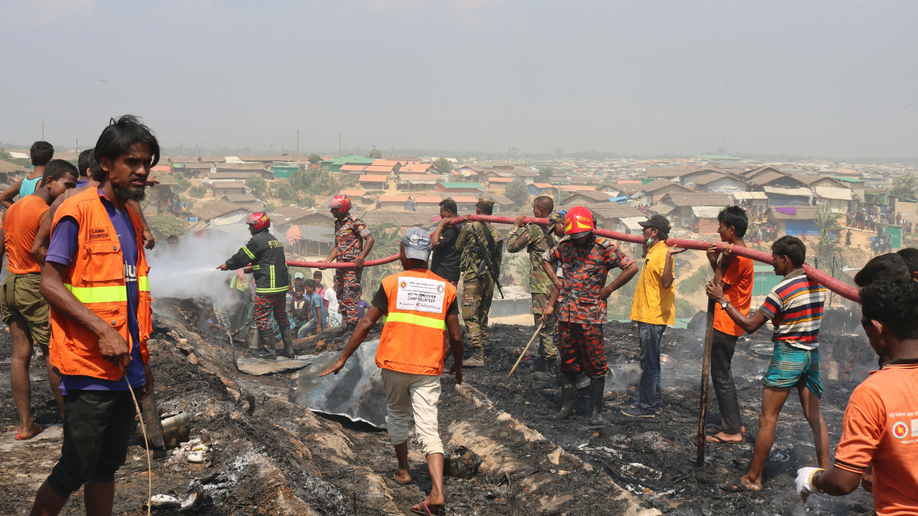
[[0, 298, 879, 515]]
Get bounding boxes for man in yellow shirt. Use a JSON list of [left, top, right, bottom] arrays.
[[624, 215, 684, 417]]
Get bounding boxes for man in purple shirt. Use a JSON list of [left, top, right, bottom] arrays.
[[29, 115, 157, 516]]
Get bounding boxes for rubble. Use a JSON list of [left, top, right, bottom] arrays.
[[0, 303, 880, 514]]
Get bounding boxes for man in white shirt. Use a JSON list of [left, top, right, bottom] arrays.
[[319, 274, 342, 327]]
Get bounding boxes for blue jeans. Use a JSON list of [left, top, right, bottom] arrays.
[[297, 319, 324, 339], [637, 322, 666, 412]]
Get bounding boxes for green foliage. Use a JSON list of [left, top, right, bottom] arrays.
[[433, 157, 452, 175], [678, 263, 710, 297], [245, 174, 267, 195], [360, 224, 402, 293], [366, 148, 382, 159], [308, 154, 322, 165], [890, 171, 918, 200], [513, 254, 530, 291], [505, 178, 530, 207], [172, 172, 191, 194], [188, 184, 208, 198], [537, 166, 555, 183], [675, 298, 698, 318], [147, 214, 188, 240], [274, 182, 298, 202], [297, 195, 315, 208]]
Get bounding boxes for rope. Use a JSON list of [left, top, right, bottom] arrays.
[[287, 214, 861, 303], [121, 364, 152, 516]]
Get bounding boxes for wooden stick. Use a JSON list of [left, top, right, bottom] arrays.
[[141, 389, 166, 450], [696, 298, 716, 466], [507, 322, 544, 379]]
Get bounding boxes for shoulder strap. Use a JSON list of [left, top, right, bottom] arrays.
[[477, 221, 497, 251]]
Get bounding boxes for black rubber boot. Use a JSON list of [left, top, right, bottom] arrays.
[[253, 330, 276, 359], [280, 328, 295, 359], [533, 357, 559, 383], [553, 372, 578, 420], [589, 375, 606, 424]]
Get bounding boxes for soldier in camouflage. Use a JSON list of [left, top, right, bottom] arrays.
[[507, 196, 558, 381], [456, 198, 503, 367]]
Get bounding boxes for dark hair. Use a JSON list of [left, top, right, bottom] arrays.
[[40, 159, 78, 187], [534, 195, 554, 212], [771, 235, 806, 266], [94, 115, 160, 170], [313, 271, 322, 279], [897, 248, 918, 276], [477, 200, 493, 215], [89, 150, 104, 181], [855, 253, 910, 287], [861, 277, 918, 341], [167, 235, 179, 244], [718, 206, 748, 237], [439, 198, 457, 215], [30, 141, 54, 166], [77, 148, 93, 178], [304, 279, 317, 289], [295, 284, 305, 292]]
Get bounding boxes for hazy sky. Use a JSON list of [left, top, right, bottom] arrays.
[[1, 0, 916, 158]]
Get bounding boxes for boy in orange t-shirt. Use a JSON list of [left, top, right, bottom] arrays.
[[796, 277, 918, 515], [705, 206, 754, 444]]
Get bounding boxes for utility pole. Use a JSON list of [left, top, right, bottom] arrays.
[[297, 130, 299, 155], [75, 138, 78, 153], [507, 143, 510, 162], [42, 122, 44, 141], [338, 134, 341, 158], [723, 79, 728, 152]]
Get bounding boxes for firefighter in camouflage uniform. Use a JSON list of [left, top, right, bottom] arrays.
[[456, 198, 503, 367], [507, 195, 558, 381], [542, 206, 638, 424], [323, 194, 375, 327]]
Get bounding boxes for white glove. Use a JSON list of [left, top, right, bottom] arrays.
[[795, 467, 824, 502]]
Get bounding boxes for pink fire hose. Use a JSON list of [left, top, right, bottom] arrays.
[[287, 214, 861, 303]]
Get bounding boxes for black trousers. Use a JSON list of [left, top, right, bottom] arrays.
[[711, 329, 743, 434]]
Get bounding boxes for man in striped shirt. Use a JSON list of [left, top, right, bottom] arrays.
[[705, 236, 830, 492]]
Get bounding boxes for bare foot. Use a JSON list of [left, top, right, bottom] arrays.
[[391, 470, 412, 484], [706, 431, 742, 443]]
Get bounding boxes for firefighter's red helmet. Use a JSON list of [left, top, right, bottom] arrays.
[[328, 194, 352, 213], [246, 212, 270, 231], [564, 206, 594, 235]]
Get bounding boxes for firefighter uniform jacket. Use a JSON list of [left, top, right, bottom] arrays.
[[225, 229, 290, 295]]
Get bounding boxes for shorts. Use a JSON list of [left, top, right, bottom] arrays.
[[763, 340, 823, 398], [0, 272, 50, 348], [47, 389, 139, 496]]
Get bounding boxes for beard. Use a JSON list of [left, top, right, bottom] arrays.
[[113, 180, 147, 202]]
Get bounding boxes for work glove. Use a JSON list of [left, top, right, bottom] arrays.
[[795, 467, 824, 503]]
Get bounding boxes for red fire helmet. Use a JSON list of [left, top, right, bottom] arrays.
[[246, 212, 270, 231], [328, 194, 352, 213], [564, 206, 594, 235]]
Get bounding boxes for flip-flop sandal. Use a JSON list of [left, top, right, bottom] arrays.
[[410, 502, 445, 515], [15, 423, 43, 441], [389, 472, 413, 485], [706, 434, 742, 444], [707, 425, 746, 435], [721, 478, 760, 493]]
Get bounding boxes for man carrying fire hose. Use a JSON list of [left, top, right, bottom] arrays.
[[321, 194, 375, 328], [217, 212, 293, 359], [541, 207, 638, 424]]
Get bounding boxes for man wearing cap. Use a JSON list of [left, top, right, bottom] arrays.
[[320, 227, 463, 516], [322, 194, 375, 329], [217, 212, 293, 359], [542, 207, 638, 424], [508, 195, 559, 381], [456, 198, 504, 367], [291, 271, 306, 292], [624, 214, 684, 417]]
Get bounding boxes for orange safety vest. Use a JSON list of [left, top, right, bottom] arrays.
[[376, 269, 457, 376], [48, 188, 152, 381]]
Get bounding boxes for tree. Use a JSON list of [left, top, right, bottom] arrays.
[[890, 171, 918, 200], [433, 157, 452, 175], [172, 171, 191, 194], [505, 178, 530, 208], [813, 201, 847, 305], [188, 184, 208, 198], [245, 174, 267, 195], [146, 214, 188, 240], [537, 166, 555, 183], [367, 148, 382, 159], [308, 154, 322, 165]]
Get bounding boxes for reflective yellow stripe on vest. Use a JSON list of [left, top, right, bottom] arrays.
[[139, 276, 150, 292], [385, 312, 446, 330], [65, 284, 128, 303]]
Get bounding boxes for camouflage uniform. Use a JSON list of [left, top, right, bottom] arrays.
[[507, 223, 558, 360], [456, 220, 503, 351], [543, 235, 634, 377], [333, 213, 371, 326]]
